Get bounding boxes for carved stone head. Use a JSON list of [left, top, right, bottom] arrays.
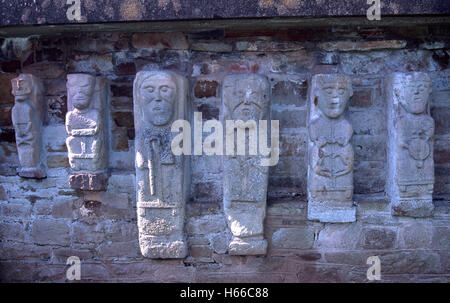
[[67, 74, 96, 111], [11, 74, 34, 102], [135, 71, 177, 126], [394, 72, 432, 115], [313, 74, 353, 119], [223, 74, 270, 121]]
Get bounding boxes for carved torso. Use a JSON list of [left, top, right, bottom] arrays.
[[396, 113, 434, 195], [309, 116, 354, 200]]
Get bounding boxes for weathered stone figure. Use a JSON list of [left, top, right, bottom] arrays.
[[222, 74, 270, 255], [11, 73, 46, 179], [66, 74, 109, 190], [134, 70, 189, 258], [387, 72, 434, 217], [308, 74, 355, 222]]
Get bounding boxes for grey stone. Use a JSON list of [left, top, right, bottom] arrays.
[[400, 222, 433, 249], [66, 74, 110, 190], [11, 74, 46, 179], [317, 223, 362, 249], [386, 72, 435, 217], [186, 214, 227, 235], [272, 227, 314, 249], [363, 227, 397, 249], [31, 219, 70, 246], [222, 73, 271, 255], [134, 70, 189, 259], [307, 74, 356, 222]]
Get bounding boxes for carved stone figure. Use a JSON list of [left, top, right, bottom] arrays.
[[222, 74, 270, 255], [387, 72, 434, 217], [134, 70, 189, 259], [11, 73, 46, 179], [308, 74, 356, 222], [66, 74, 109, 191]]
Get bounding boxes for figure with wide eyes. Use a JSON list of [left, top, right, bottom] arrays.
[[133, 70, 189, 259], [11, 73, 46, 179], [222, 74, 270, 255], [308, 74, 355, 223], [387, 72, 435, 217], [65, 74, 109, 191]]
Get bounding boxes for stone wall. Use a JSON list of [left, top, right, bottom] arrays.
[[0, 24, 449, 282]]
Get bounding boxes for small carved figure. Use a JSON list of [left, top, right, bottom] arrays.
[[308, 74, 355, 222], [134, 70, 189, 259], [222, 74, 270, 255], [387, 72, 434, 217], [11, 73, 46, 179], [66, 74, 108, 190]]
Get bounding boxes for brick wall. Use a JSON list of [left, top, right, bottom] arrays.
[[0, 25, 449, 282]]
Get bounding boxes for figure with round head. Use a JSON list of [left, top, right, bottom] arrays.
[[395, 72, 432, 115], [65, 74, 108, 190], [308, 74, 355, 223], [67, 74, 96, 111], [135, 71, 177, 127], [313, 74, 353, 119], [388, 72, 435, 217], [221, 73, 271, 255], [133, 70, 188, 259], [11, 73, 46, 179]]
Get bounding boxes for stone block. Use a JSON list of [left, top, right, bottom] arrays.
[[132, 32, 188, 50], [271, 227, 314, 249], [194, 80, 219, 98], [362, 227, 397, 249], [272, 80, 307, 107], [31, 219, 70, 246]]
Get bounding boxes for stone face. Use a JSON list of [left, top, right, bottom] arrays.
[[66, 74, 109, 191], [222, 73, 270, 255], [307, 74, 356, 222], [11, 74, 46, 179], [386, 72, 435, 217], [134, 70, 189, 259]]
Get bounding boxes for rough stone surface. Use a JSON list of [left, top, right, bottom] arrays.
[[222, 73, 271, 255], [66, 74, 110, 190], [386, 72, 435, 217], [0, 25, 449, 283], [307, 74, 356, 222], [271, 227, 314, 249], [134, 70, 189, 259], [11, 74, 46, 179], [1, 1, 449, 26]]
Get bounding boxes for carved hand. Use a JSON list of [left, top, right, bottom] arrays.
[[71, 129, 96, 136]]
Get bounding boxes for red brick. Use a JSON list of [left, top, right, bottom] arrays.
[[194, 80, 219, 98], [131, 32, 188, 50], [350, 89, 372, 108], [0, 73, 17, 105]]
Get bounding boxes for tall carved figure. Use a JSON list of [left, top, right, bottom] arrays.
[[66, 74, 109, 191], [134, 70, 189, 258], [222, 74, 270, 255], [387, 72, 434, 217], [308, 74, 355, 223], [11, 73, 46, 179]]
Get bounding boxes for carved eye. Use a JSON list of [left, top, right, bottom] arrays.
[[160, 86, 169, 93], [147, 86, 154, 93], [325, 88, 333, 94], [338, 88, 345, 95]]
